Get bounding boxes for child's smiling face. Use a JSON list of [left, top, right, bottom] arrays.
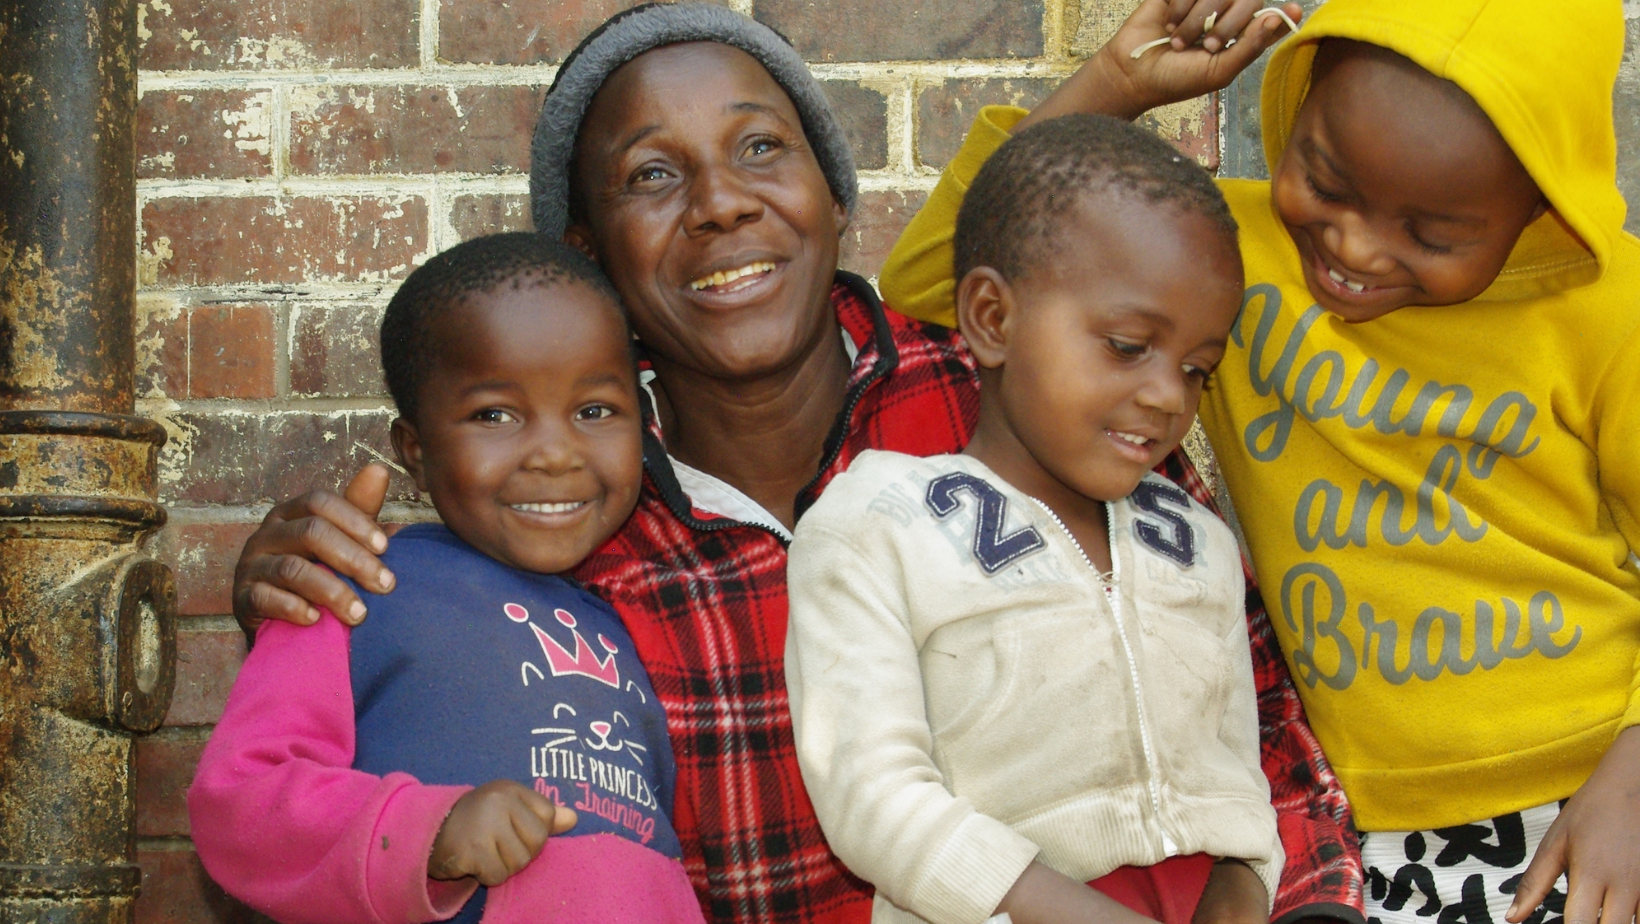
[[1271, 40, 1546, 323], [390, 277, 643, 575], [961, 192, 1244, 509]]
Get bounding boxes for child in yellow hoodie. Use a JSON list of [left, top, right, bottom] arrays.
[[878, 2, 1640, 924]]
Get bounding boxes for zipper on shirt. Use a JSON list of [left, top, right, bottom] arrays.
[[1030, 497, 1181, 858]]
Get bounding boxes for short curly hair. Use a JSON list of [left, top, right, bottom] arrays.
[[380, 232, 625, 423], [954, 113, 1237, 284]]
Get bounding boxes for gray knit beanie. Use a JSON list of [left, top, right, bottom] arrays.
[[530, 2, 857, 241]]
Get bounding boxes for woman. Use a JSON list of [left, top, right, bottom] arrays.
[[226, 5, 1357, 923]]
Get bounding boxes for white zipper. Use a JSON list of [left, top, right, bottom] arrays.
[[1030, 497, 1180, 857]]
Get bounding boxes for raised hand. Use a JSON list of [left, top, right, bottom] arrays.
[[1018, 0, 1302, 129], [428, 781, 579, 886]]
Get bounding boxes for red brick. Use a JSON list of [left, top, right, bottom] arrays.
[[438, 0, 664, 66], [136, 845, 270, 924], [139, 0, 417, 71], [841, 189, 928, 280], [289, 85, 543, 176], [138, 89, 274, 181], [290, 304, 388, 398], [159, 410, 418, 507], [142, 196, 428, 286], [189, 306, 277, 400], [821, 81, 889, 171], [137, 733, 207, 837], [137, 300, 189, 398], [166, 629, 247, 727], [917, 77, 1055, 168], [450, 194, 532, 241], [757, 0, 1043, 63], [148, 522, 262, 617], [1140, 101, 1220, 171]]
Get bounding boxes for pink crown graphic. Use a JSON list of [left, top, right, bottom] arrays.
[[506, 603, 620, 688]]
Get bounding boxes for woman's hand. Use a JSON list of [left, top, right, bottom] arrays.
[[428, 781, 578, 886], [232, 464, 397, 635], [1192, 859, 1269, 924], [1018, 0, 1302, 129], [1508, 726, 1640, 924]]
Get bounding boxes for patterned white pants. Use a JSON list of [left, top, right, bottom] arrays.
[[1361, 803, 1568, 924]]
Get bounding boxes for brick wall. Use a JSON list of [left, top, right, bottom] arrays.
[[128, 1, 1640, 920]]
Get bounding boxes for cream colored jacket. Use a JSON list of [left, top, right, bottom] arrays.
[[786, 451, 1282, 924]]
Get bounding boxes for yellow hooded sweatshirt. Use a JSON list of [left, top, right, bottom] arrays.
[[878, 0, 1640, 831]]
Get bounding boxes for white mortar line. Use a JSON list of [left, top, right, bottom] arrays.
[[137, 174, 529, 198], [421, 0, 441, 68]]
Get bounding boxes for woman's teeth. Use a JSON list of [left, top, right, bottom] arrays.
[[689, 261, 775, 291], [511, 501, 587, 514], [1327, 268, 1369, 294]]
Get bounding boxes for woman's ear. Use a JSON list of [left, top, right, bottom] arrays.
[[955, 266, 1014, 371], [389, 417, 430, 494], [832, 197, 850, 238], [563, 225, 599, 261]]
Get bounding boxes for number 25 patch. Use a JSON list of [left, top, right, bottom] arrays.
[[924, 473, 1046, 574], [1129, 481, 1197, 568]]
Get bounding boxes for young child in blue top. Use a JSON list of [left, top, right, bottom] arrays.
[[189, 233, 706, 924]]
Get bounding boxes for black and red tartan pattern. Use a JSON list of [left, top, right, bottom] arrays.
[[575, 273, 1366, 924]]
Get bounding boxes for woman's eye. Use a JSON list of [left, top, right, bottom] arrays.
[[473, 408, 517, 424], [744, 136, 781, 158], [577, 404, 616, 421], [630, 164, 670, 185]]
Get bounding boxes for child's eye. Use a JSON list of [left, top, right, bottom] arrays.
[[1407, 224, 1455, 255], [1306, 174, 1345, 204], [473, 408, 518, 424], [576, 404, 617, 421], [1184, 363, 1215, 390], [1108, 338, 1148, 359]]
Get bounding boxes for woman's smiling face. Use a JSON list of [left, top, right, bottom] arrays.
[[566, 42, 847, 380]]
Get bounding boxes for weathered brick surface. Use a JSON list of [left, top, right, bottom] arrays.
[[759, 0, 1045, 62], [842, 189, 929, 280], [142, 196, 429, 286], [290, 85, 544, 176], [137, 846, 269, 924], [138, 90, 274, 180], [138, 0, 418, 70], [137, 734, 207, 838], [917, 77, 1055, 168], [159, 410, 411, 507], [822, 81, 890, 171], [167, 629, 248, 727], [136, 296, 189, 398], [451, 194, 534, 241], [190, 306, 278, 399], [148, 522, 264, 617], [291, 304, 389, 398], [438, 0, 660, 65]]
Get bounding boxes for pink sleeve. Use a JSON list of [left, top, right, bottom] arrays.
[[187, 611, 478, 924]]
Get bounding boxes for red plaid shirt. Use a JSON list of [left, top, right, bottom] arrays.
[[575, 274, 1363, 924]]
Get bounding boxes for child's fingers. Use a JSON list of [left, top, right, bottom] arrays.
[[1169, 0, 1229, 51], [1509, 829, 1566, 921], [523, 788, 580, 836], [1508, 831, 1567, 922], [342, 463, 392, 521], [1199, 0, 1262, 53], [1562, 877, 1605, 924], [1599, 886, 1640, 924], [1163, 0, 1204, 29], [1193, 4, 1299, 78]]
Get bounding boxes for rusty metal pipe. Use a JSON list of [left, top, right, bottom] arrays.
[[0, 0, 177, 919]]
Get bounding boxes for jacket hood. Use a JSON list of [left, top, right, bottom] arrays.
[[1260, 0, 1626, 298]]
